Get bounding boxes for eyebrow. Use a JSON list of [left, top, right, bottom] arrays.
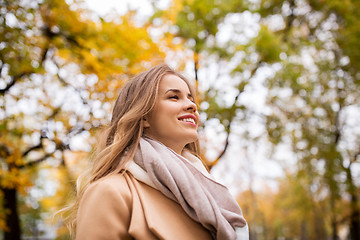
[[165, 89, 193, 99]]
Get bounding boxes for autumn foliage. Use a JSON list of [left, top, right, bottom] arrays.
[[1, 0, 360, 239]]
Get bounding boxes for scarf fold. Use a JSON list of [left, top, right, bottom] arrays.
[[131, 136, 248, 240]]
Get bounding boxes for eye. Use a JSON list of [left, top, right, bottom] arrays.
[[169, 95, 179, 100]]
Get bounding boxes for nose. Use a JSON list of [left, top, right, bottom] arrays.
[[185, 98, 197, 112]]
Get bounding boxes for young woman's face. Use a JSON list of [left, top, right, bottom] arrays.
[[144, 74, 199, 154]]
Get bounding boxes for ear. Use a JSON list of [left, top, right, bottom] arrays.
[[143, 117, 150, 128]]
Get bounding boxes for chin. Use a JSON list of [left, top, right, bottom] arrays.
[[185, 133, 199, 143]]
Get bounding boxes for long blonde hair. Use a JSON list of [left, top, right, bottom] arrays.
[[62, 63, 200, 234]]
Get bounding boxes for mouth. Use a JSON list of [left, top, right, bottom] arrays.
[[178, 115, 197, 126]]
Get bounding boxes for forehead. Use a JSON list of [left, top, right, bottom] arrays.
[[159, 74, 191, 93]]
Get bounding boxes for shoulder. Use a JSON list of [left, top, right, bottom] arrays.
[[76, 173, 134, 239], [81, 173, 133, 208], [86, 173, 130, 192]]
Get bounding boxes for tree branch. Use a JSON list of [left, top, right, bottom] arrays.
[[208, 62, 262, 168], [22, 142, 43, 158], [0, 72, 31, 95], [21, 104, 62, 158], [0, 60, 3, 78], [208, 130, 230, 169], [18, 152, 53, 169], [52, 59, 90, 106], [0, 39, 50, 95], [19, 140, 70, 169]]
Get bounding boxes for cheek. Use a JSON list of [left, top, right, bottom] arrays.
[[150, 109, 171, 128], [158, 103, 177, 118], [149, 102, 181, 128]]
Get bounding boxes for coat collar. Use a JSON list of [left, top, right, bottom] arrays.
[[126, 173, 212, 240]]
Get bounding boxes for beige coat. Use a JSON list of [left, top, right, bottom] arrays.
[[76, 171, 212, 240]]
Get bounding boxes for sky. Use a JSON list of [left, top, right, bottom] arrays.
[[84, 0, 170, 19]]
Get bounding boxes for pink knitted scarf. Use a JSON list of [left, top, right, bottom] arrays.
[[132, 137, 248, 240]]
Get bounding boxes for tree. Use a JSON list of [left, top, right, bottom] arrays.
[[260, 0, 360, 239], [0, 0, 163, 238]]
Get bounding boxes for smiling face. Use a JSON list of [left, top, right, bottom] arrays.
[[143, 74, 199, 154]]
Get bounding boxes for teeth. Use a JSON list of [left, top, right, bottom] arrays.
[[180, 118, 196, 124]]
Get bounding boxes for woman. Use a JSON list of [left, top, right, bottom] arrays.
[[69, 64, 248, 239]]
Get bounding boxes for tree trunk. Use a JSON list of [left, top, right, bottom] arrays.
[[331, 216, 339, 240], [349, 197, 360, 240], [313, 208, 326, 240], [330, 195, 339, 240], [300, 220, 307, 240], [3, 188, 21, 240], [345, 165, 360, 240], [193, 50, 199, 82]]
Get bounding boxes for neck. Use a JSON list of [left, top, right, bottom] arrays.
[[143, 135, 184, 155]]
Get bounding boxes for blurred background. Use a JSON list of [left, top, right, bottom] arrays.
[[1, 0, 360, 239]]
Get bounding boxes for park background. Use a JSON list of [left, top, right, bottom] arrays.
[[1, 0, 360, 239]]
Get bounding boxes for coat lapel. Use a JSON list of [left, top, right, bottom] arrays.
[[128, 173, 212, 240]]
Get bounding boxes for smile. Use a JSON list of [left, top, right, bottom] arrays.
[[178, 114, 197, 126], [179, 118, 196, 125]]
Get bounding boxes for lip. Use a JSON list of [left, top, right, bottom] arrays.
[[177, 114, 198, 126]]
